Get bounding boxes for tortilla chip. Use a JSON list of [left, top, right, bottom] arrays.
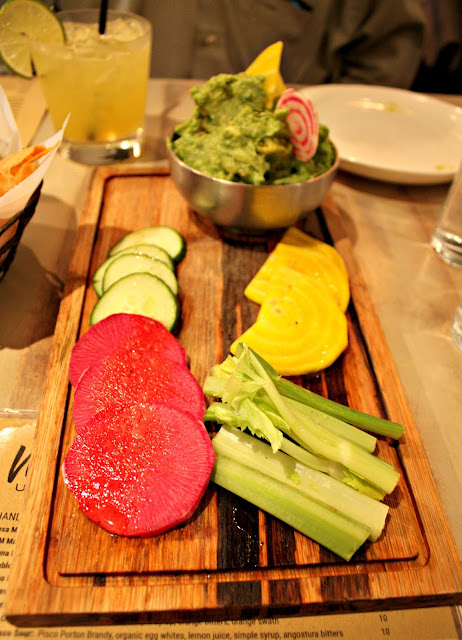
[[12, 162, 38, 182], [0, 145, 46, 172], [0, 173, 17, 197], [0, 142, 58, 197]]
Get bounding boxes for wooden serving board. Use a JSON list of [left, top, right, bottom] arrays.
[[6, 167, 462, 626]]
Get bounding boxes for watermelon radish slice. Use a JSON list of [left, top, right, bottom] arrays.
[[63, 402, 215, 537], [276, 88, 319, 161], [73, 348, 205, 432], [69, 314, 187, 387]]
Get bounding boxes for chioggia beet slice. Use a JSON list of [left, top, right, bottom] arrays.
[[276, 88, 319, 161], [73, 348, 206, 432], [69, 313, 187, 387], [63, 402, 215, 537]]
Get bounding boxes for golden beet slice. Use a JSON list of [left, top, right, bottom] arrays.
[[233, 266, 348, 375], [245, 226, 350, 312]]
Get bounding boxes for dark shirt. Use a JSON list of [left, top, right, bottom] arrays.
[[138, 0, 425, 88]]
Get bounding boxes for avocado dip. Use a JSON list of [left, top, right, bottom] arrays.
[[168, 73, 335, 186]]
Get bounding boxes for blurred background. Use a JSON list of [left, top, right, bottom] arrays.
[[0, 0, 461, 93]]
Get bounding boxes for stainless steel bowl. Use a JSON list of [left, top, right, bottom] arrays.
[[166, 144, 339, 234]]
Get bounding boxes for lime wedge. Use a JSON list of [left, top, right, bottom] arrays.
[[0, 0, 64, 79]]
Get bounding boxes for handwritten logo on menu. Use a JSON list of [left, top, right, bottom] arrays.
[[7, 445, 30, 492]]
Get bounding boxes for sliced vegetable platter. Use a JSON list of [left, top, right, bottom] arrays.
[[6, 167, 462, 626]]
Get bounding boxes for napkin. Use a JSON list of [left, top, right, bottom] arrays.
[[0, 84, 68, 221]]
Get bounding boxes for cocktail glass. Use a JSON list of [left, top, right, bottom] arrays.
[[30, 9, 152, 165], [432, 159, 462, 268], [452, 300, 462, 351]]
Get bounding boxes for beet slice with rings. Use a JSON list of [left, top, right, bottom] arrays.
[[63, 402, 215, 537], [73, 347, 206, 433], [69, 313, 188, 387], [276, 88, 319, 162]]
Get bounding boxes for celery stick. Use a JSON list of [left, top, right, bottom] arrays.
[[204, 349, 400, 496], [277, 377, 404, 439], [277, 396, 376, 452], [251, 393, 398, 496], [234, 353, 400, 495], [236, 344, 405, 440], [203, 375, 228, 399], [205, 400, 385, 499], [282, 401, 399, 496], [205, 399, 283, 452], [279, 435, 386, 500], [254, 398, 382, 490], [211, 454, 370, 562], [204, 364, 399, 493], [214, 426, 389, 541]]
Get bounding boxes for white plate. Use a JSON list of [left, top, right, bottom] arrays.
[[300, 84, 462, 185]]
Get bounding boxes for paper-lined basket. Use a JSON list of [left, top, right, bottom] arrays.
[[0, 84, 67, 280], [0, 180, 42, 280]]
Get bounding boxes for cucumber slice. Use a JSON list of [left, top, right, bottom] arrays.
[[102, 254, 178, 296], [90, 273, 179, 331], [109, 226, 186, 264], [111, 243, 174, 268], [93, 245, 174, 298]]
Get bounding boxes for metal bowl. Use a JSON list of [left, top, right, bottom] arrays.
[[166, 143, 339, 235]]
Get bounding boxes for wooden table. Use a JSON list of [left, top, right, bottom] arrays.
[[1, 78, 461, 632]]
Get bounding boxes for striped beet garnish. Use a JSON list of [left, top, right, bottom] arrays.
[[276, 88, 319, 162]]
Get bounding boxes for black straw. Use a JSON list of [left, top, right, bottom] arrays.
[[99, 0, 108, 34]]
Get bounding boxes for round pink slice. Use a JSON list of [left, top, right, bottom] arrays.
[[69, 313, 187, 387], [276, 88, 319, 161], [63, 402, 215, 537], [73, 348, 205, 432]]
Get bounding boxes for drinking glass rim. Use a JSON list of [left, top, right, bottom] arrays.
[[55, 8, 152, 35]]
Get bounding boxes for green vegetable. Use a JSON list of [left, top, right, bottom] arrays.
[[205, 398, 283, 452], [109, 226, 186, 264], [169, 73, 335, 186], [275, 377, 404, 440], [92, 243, 174, 297], [213, 425, 389, 541], [90, 272, 179, 331], [274, 394, 399, 496], [211, 454, 371, 562], [203, 345, 400, 497], [206, 401, 385, 500], [204, 345, 402, 560], [259, 394, 377, 453], [278, 434, 385, 500], [229, 342, 404, 440], [102, 254, 178, 296]]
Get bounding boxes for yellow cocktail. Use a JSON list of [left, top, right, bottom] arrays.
[[31, 10, 151, 164]]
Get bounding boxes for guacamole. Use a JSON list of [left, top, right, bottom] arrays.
[[169, 73, 335, 186]]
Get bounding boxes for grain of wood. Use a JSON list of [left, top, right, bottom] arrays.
[[5, 169, 462, 626]]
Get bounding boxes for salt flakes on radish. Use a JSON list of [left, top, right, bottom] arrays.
[[73, 347, 206, 433], [65, 313, 214, 538], [63, 402, 215, 537], [276, 88, 319, 161], [69, 313, 187, 387]]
